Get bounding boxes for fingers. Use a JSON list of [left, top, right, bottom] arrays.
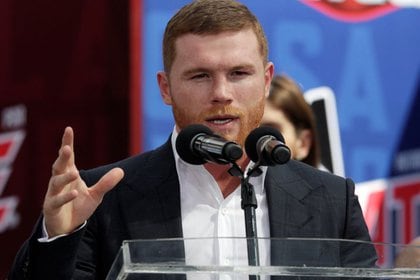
[[89, 168, 124, 201], [45, 170, 80, 211], [52, 127, 75, 176], [62, 126, 74, 150], [62, 126, 75, 166], [48, 170, 79, 196], [52, 145, 72, 176], [47, 188, 78, 210]]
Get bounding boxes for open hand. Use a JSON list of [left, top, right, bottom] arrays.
[[43, 127, 124, 237]]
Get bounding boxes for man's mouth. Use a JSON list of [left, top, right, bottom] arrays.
[[206, 116, 237, 125]]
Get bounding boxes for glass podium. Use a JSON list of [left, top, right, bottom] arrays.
[[106, 237, 420, 279]]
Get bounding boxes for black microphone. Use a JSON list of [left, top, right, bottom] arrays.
[[245, 126, 291, 166], [176, 124, 243, 165]]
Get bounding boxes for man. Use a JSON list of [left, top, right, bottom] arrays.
[[9, 0, 377, 279]]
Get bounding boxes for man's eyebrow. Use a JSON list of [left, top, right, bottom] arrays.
[[230, 64, 257, 73], [182, 68, 209, 77], [181, 64, 256, 76]]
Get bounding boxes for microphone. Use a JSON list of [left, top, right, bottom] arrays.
[[176, 124, 243, 165], [245, 126, 291, 166]]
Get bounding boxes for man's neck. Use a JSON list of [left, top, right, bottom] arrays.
[[204, 156, 249, 198]]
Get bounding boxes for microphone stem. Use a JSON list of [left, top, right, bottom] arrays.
[[241, 178, 260, 280]]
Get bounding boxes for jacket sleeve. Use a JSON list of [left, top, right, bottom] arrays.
[[8, 168, 99, 280], [340, 178, 378, 268], [8, 216, 87, 280]]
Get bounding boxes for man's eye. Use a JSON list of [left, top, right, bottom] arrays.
[[231, 71, 249, 77], [191, 73, 208, 79]]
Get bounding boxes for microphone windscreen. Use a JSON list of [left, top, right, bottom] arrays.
[[176, 124, 213, 165], [245, 126, 286, 162]]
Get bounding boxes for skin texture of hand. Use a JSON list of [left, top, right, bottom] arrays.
[[43, 127, 124, 237]]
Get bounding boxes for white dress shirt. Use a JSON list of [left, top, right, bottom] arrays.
[[172, 128, 270, 280]]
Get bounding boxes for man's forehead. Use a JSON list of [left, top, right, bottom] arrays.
[[175, 28, 257, 42], [173, 29, 261, 58]]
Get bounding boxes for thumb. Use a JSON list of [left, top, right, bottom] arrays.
[[89, 168, 124, 201]]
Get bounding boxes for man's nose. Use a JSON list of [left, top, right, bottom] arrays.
[[210, 77, 233, 104]]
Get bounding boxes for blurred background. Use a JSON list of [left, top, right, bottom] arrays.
[[0, 0, 419, 277]]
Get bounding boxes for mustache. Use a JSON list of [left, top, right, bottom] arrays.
[[199, 106, 244, 119]]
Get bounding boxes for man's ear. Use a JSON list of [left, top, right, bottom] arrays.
[[295, 129, 312, 161], [157, 71, 172, 105], [264, 62, 274, 98]]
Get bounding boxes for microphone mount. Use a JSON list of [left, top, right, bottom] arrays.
[[241, 182, 260, 280], [228, 162, 261, 280]]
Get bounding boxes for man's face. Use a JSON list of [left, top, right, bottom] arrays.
[[158, 28, 274, 147]]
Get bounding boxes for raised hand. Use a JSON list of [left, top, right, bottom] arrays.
[[43, 127, 124, 237]]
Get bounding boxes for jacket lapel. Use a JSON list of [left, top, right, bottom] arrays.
[[120, 139, 184, 241], [117, 140, 186, 280], [265, 161, 324, 266]]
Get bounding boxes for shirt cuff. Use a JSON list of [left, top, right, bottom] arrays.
[[38, 218, 87, 243]]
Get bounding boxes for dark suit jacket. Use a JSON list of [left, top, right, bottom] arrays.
[[9, 139, 377, 279]]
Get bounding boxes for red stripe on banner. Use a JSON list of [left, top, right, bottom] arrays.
[[0, 207, 5, 223], [301, 0, 398, 22], [0, 142, 12, 158], [393, 181, 420, 244], [129, 0, 143, 155]]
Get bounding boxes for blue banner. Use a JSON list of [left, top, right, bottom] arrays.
[[141, 0, 420, 184]]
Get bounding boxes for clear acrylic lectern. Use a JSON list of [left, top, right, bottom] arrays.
[[106, 237, 420, 279]]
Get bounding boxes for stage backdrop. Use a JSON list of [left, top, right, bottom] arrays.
[[131, 0, 420, 266], [0, 1, 129, 278]]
